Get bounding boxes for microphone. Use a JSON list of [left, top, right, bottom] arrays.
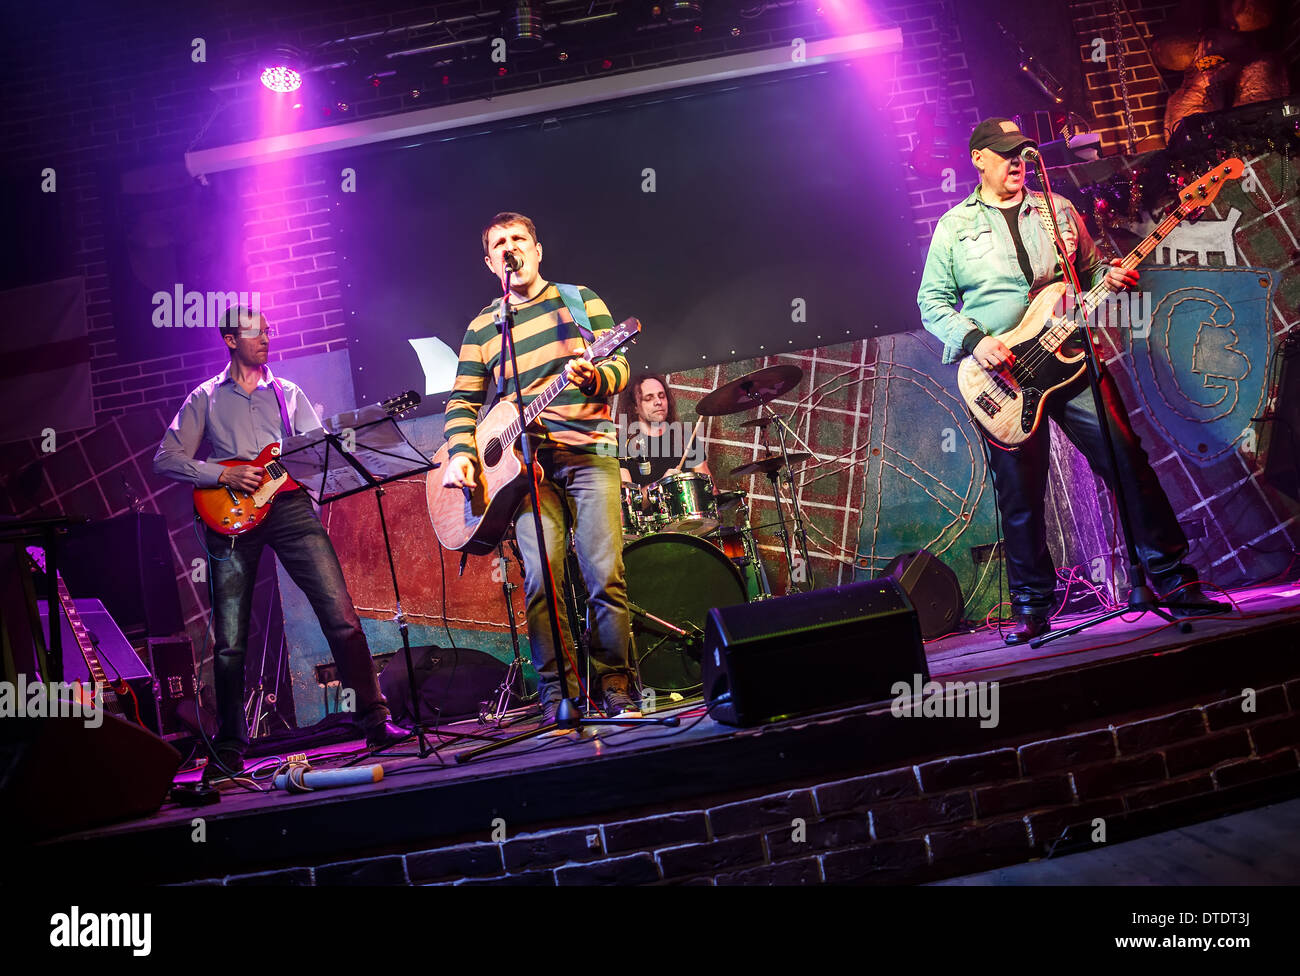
[[1020, 145, 1040, 162], [273, 763, 384, 793], [502, 251, 521, 272]]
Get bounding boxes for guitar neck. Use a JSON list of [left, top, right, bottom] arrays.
[[1074, 199, 1195, 321], [54, 576, 109, 689]]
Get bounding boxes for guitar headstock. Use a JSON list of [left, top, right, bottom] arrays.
[[591, 317, 642, 359], [25, 545, 46, 573], [382, 390, 421, 417], [1179, 158, 1243, 209]]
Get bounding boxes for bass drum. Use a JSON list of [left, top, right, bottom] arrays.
[[623, 533, 747, 693]]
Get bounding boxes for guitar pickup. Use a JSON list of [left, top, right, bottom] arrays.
[[974, 392, 1000, 417], [990, 373, 1019, 398]]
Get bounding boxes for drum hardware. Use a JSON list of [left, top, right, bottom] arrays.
[[736, 417, 775, 430], [728, 452, 813, 478]]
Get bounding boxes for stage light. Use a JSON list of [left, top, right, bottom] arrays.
[[668, 0, 703, 24], [261, 46, 305, 93], [507, 1, 546, 52]]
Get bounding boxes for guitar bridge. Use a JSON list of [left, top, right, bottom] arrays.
[[974, 392, 1000, 417]]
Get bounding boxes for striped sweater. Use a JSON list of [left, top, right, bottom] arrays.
[[444, 282, 630, 461]]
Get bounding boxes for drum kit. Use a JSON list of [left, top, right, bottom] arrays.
[[614, 364, 816, 695]]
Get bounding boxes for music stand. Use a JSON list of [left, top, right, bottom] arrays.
[[277, 400, 494, 760]]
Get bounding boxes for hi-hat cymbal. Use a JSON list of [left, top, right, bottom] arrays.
[[736, 417, 774, 430], [730, 452, 812, 477], [696, 365, 803, 417]]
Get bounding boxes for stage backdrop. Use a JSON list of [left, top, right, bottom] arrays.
[[328, 62, 921, 413]]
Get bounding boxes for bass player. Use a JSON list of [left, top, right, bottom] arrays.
[[917, 118, 1225, 644]]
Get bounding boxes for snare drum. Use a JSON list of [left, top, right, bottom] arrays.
[[646, 472, 718, 536]]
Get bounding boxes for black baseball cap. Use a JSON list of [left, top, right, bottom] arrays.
[[969, 117, 1037, 154]]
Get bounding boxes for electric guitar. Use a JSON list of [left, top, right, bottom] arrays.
[[194, 390, 419, 535], [426, 317, 642, 554], [26, 546, 139, 722], [959, 158, 1243, 447]]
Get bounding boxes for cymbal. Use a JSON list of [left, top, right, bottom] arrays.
[[730, 452, 812, 477], [736, 417, 774, 430], [696, 365, 803, 417]]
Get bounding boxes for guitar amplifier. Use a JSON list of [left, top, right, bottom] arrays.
[[38, 599, 161, 736]]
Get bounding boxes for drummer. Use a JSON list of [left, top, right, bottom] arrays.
[[617, 374, 713, 488]]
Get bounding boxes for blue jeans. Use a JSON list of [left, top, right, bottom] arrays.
[[512, 448, 630, 703], [206, 489, 388, 752]]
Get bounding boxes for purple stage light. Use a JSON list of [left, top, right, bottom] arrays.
[[261, 65, 302, 93]]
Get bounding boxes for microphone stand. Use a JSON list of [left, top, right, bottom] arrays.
[[457, 258, 676, 765], [1020, 148, 1186, 648]]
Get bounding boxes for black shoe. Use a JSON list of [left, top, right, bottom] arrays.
[[1163, 584, 1231, 618], [1003, 613, 1050, 646], [364, 719, 410, 750], [201, 747, 246, 785], [601, 674, 642, 718]]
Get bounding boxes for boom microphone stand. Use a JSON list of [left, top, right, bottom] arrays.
[[457, 256, 677, 763], [1020, 147, 1184, 648]]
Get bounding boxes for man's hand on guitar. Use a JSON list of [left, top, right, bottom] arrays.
[[219, 465, 264, 492], [443, 455, 479, 490], [973, 335, 1015, 372], [564, 358, 598, 393], [1103, 259, 1140, 293]]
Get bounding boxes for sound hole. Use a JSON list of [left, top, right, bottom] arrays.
[[482, 438, 503, 467]]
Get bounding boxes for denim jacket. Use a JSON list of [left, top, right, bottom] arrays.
[[917, 186, 1107, 364]]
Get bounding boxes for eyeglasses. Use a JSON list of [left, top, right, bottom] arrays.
[[239, 328, 275, 339]]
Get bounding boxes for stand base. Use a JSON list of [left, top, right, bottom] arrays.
[[1030, 584, 1193, 649]]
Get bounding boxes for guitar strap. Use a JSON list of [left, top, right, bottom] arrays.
[[269, 376, 295, 437], [491, 284, 596, 345]]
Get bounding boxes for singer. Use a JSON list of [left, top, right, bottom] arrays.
[[439, 212, 639, 725], [917, 118, 1223, 644]]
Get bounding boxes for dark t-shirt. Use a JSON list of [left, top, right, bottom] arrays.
[[997, 204, 1034, 286], [623, 429, 704, 487]]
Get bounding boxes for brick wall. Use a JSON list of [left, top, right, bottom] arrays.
[[181, 678, 1300, 885]]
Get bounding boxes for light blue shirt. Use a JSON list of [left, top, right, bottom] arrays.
[[154, 363, 322, 488], [917, 186, 1107, 363]]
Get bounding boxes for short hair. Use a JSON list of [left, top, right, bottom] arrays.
[[481, 212, 538, 255], [218, 305, 263, 339], [618, 374, 677, 426]]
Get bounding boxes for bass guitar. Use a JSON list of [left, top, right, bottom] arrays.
[[427, 317, 642, 554], [959, 158, 1243, 447]]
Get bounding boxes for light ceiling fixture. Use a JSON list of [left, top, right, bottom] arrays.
[[261, 46, 306, 93], [506, 1, 546, 52]]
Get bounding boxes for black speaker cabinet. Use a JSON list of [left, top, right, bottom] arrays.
[[880, 549, 964, 640], [144, 635, 197, 739], [702, 578, 928, 727], [0, 714, 182, 840]]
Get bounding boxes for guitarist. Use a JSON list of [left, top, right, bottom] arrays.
[[917, 118, 1225, 644], [154, 307, 405, 780], [440, 212, 639, 726]]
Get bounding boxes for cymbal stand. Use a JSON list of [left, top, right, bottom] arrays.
[[758, 404, 815, 592]]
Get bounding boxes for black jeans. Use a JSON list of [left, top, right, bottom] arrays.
[[206, 489, 388, 753], [984, 367, 1194, 614]]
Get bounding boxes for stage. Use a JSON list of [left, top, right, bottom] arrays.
[[15, 580, 1300, 887]]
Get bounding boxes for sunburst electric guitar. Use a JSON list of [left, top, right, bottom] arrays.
[[194, 390, 419, 535], [958, 158, 1243, 447], [427, 317, 642, 555]]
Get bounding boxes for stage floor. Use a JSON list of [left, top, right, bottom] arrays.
[[145, 580, 1300, 826]]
